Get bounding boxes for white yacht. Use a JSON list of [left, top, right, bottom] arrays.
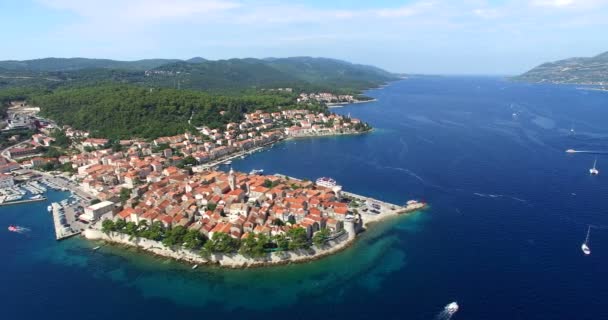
[[316, 177, 337, 188]]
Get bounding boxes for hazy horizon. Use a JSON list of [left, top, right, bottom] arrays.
[[2, 0, 608, 75]]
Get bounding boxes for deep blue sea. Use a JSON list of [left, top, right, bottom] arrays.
[[2, 76, 608, 319]]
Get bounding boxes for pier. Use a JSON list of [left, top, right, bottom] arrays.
[[51, 202, 87, 241]]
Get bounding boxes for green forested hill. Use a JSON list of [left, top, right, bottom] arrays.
[[30, 84, 319, 139], [0, 56, 398, 93], [0, 56, 394, 139]]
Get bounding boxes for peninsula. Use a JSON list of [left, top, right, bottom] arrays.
[[84, 170, 425, 268], [0, 99, 424, 267], [0, 56, 425, 267]]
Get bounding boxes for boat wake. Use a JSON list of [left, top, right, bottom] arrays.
[[436, 302, 459, 320], [473, 192, 528, 203], [381, 166, 452, 192], [8, 225, 31, 234], [566, 150, 608, 155]]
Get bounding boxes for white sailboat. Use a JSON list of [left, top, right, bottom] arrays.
[[581, 225, 591, 255], [589, 158, 599, 175]]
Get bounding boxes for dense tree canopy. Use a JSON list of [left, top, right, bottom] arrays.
[[29, 84, 307, 139]]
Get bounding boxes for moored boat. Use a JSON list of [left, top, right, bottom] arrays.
[[316, 177, 337, 188]]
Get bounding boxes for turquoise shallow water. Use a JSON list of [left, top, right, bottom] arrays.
[[3, 77, 608, 319]]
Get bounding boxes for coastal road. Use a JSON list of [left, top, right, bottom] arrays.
[[1, 140, 31, 160]]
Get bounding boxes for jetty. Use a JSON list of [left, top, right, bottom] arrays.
[[0, 196, 46, 207]]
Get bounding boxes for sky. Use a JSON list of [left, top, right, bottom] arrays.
[[1, 0, 607, 75]]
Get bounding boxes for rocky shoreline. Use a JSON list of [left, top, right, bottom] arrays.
[[84, 202, 426, 269], [84, 228, 358, 269]]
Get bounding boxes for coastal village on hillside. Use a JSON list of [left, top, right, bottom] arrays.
[[0, 102, 424, 267]]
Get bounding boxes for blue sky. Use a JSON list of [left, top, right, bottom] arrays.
[[1, 0, 607, 74]]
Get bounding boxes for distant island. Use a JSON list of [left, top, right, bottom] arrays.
[[514, 51, 608, 86]]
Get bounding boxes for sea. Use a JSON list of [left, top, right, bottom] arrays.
[[2, 76, 608, 320]]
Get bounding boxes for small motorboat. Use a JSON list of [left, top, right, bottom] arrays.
[[249, 169, 264, 175], [192, 264, 199, 270], [8, 225, 18, 232], [581, 225, 592, 255], [581, 243, 591, 255], [590, 158, 599, 175], [92, 246, 101, 251]]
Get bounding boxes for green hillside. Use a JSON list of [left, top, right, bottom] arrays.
[[515, 51, 608, 85], [0, 56, 398, 93], [31, 84, 313, 139]]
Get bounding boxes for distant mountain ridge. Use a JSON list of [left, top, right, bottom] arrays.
[[0, 57, 181, 72], [0, 56, 398, 93], [515, 51, 608, 85]]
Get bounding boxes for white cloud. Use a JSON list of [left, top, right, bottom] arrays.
[[375, 1, 435, 18], [472, 8, 501, 19], [39, 0, 240, 22], [530, 0, 608, 9], [33, 0, 608, 63]]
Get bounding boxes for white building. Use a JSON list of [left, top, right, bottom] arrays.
[[0, 174, 14, 188], [81, 201, 115, 222], [7, 114, 35, 130]]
